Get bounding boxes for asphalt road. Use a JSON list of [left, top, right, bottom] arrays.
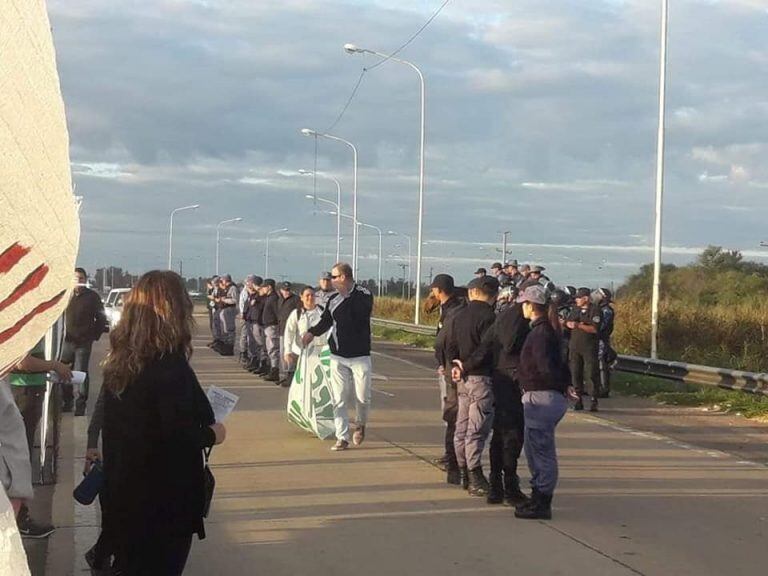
[[41, 326, 768, 575]]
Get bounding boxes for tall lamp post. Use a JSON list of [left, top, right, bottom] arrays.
[[265, 227, 288, 278], [345, 43, 426, 323], [215, 217, 242, 276], [357, 221, 383, 297], [168, 204, 200, 270], [388, 230, 412, 302], [500, 230, 511, 264], [299, 169, 342, 262], [651, 0, 669, 359], [300, 129, 358, 273]]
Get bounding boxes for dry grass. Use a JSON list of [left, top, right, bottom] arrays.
[[374, 296, 439, 326]]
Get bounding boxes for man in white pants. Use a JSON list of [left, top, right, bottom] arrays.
[[303, 262, 374, 451]]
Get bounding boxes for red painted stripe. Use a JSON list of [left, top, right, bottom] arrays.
[[0, 290, 66, 346], [0, 243, 31, 274], [0, 264, 49, 313]]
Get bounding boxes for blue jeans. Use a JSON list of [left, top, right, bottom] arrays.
[[60, 341, 93, 403], [522, 390, 567, 495]]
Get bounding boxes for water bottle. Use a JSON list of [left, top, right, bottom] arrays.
[[73, 460, 104, 505]]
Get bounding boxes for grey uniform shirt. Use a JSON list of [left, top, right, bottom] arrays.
[[0, 376, 33, 499]]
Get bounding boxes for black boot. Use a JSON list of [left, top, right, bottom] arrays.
[[281, 371, 294, 388], [458, 466, 469, 490], [256, 361, 270, 376], [515, 490, 552, 520], [245, 357, 259, 372], [432, 454, 450, 472], [503, 471, 530, 507], [446, 466, 461, 486], [468, 467, 490, 497], [589, 397, 599, 412], [486, 472, 504, 504], [238, 352, 248, 365], [264, 367, 280, 383]]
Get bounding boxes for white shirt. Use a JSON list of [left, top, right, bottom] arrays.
[[284, 307, 328, 356]]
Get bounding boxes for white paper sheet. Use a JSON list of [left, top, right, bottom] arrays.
[[206, 386, 239, 423]]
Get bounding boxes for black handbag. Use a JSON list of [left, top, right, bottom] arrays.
[[203, 447, 215, 518]]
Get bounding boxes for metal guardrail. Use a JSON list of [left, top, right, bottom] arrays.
[[372, 318, 768, 397]]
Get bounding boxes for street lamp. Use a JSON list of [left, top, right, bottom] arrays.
[[300, 128, 358, 272], [388, 230, 412, 303], [299, 169, 342, 262], [357, 221, 383, 298], [265, 227, 288, 278], [500, 231, 511, 264], [168, 204, 200, 270], [345, 43, 426, 323], [215, 218, 242, 276], [651, 0, 669, 359]]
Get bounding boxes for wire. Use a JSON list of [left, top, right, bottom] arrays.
[[366, 0, 452, 71], [324, 68, 367, 133], [322, 0, 452, 131]]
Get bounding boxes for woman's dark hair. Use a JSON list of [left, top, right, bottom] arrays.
[[296, 286, 315, 318], [529, 301, 562, 336]]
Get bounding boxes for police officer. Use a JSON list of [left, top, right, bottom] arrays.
[[460, 284, 530, 506], [277, 282, 300, 387], [495, 284, 519, 314], [597, 288, 616, 398], [519, 265, 546, 290], [259, 279, 281, 382], [206, 276, 220, 347], [315, 271, 334, 308], [243, 276, 265, 373], [216, 275, 239, 356], [566, 287, 602, 411], [473, 267, 487, 278], [549, 287, 573, 363], [490, 262, 510, 286], [444, 275, 498, 496], [238, 275, 256, 365], [430, 274, 465, 483], [505, 260, 524, 287]]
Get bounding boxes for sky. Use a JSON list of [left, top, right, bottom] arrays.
[[47, 0, 768, 288]]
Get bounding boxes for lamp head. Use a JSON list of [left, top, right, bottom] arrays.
[[344, 43, 362, 54], [298, 169, 312, 175], [300, 128, 316, 136]]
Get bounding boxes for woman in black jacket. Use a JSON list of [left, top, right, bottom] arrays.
[[515, 285, 573, 520], [101, 271, 226, 575]]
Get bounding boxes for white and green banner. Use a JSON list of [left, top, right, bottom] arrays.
[[287, 343, 335, 439]]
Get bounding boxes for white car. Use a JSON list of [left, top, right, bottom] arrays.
[[104, 288, 131, 329]]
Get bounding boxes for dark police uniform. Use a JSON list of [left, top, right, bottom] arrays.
[[598, 303, 615, 398], [567, 304, 602, 409]]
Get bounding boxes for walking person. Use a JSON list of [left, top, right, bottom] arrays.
[[515, 285, 572, 520], [277, 282, 300, 386], [61, 267, 108, 415], [259, 279, 281, 382], [100, 271, 226, 575], [430, 274, 465, 484], [302, 263, 374, 452], [445, 275, 499, 496]]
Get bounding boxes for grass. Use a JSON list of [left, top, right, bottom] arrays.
[[372, 325, 435, 349], [612, 373, 768, 419]]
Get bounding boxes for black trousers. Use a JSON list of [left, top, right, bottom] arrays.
[[490, 372, 524, 477], [442, 377, 459, 469], [114, 533, 193, 576], [569, 344, 600, 399]]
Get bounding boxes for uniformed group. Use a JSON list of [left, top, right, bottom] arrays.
[[430, 260, 615, 520], [205, 272, 335, 387]]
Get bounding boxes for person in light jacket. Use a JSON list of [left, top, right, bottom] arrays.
[[284, 286, 328, 377]]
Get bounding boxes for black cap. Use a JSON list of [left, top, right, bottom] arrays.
[[468, 275, 500, 294], [505, 260, 519, 268], [576, 287, 591, 298], [252, 276, 264, 286], [279, 281, 292, 291], [264, 278, 276, 288], [491, 262, 503, 270], [474, 267, 487, 275], [430, 274, 455, 293]]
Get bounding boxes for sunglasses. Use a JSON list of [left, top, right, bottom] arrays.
[[331, 274, 342, 279]]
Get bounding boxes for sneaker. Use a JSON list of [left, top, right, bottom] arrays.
[[352, 425, 366, 446], [331, 439, 349, 451], [17, 510, 55, 539]]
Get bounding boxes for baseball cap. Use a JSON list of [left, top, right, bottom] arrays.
[[263, 278, 276, 288], [320, 271, 332, 281], [505, 260, 519, 268], [491, 262, 503, 270], [474, 267, 487, 275], [468, 275, 500, 294], [220, 274, 232, 282], [520, 264, 531, 272], [279, 281, 292, 290], [516, 284, 548, 305], [430, 274, 455, 293], [245, 274, 256, 283], [576, 287, 591, 298], [531, 265, 546, 273], [252, 276, 264, 286]]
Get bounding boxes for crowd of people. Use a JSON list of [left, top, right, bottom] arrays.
[[429, 260, 616, 520]]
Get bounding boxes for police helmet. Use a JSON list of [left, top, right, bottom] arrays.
[[598, 287, 613, 303], [564, 285, 577, 298], [549, 288, 569, 307]]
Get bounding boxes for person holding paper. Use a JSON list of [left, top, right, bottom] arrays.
[[100, 271, 226, 575]]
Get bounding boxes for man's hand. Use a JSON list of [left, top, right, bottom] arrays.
[[451, 360, 464, 383], [52, 361, 73, 383], [301, 332, 315, 347], [83, 448, 101, 476], [566, 321, 577, 330], [566, 386, 579, 400], [210, 422, 227, 445]]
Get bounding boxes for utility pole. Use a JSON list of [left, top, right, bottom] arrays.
[[398, 263, 409, 299]]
